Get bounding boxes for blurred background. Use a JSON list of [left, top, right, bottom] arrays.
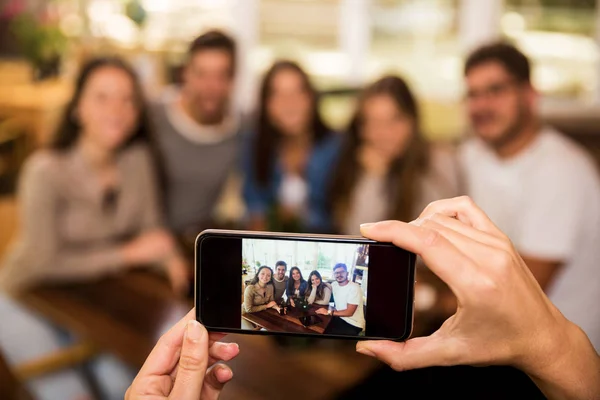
[[1, 1, 600, 399]]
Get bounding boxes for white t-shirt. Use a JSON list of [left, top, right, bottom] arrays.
[[459, 127, 600, 351], [331, 281, 365, 330]]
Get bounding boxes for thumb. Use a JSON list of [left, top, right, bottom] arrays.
[[356, 336, 455, 371], [169, 320, 209, 399]]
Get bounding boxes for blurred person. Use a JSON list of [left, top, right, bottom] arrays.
[[272, 260, 288, 303], [0, 57, 188, 400], [243, 60, 342, 233], [329, 75, 461, 235], [306, 270, 332, 306], [151, 30, 245, 238], [316, 263, 365, 335], [243, 266, 279, 313], [460, 42, 600, 351], [286, 266, 308, 307]]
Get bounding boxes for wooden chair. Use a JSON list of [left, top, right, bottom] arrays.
[[0, 117, 29, 196], [0, 349, 34, 400]]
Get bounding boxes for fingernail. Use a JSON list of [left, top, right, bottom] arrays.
[[229, 343, 239, 351], [187, 320, 203, 341], [356, 346, 376, 357], [360, 223, 375, 229], [218, 365, 233, 381]]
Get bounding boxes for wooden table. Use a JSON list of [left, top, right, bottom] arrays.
[[17, 270, 381, 400], [243, 304, 332, 334]]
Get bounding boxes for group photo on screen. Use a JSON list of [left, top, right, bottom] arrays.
[[241, 239, 368, 336]]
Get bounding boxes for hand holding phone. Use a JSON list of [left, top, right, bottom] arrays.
[[195, 230, 416, 341]]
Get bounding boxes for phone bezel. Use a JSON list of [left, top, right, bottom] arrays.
[[195, 229, 416, 341]]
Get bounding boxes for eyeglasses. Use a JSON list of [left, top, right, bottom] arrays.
[[464, 80, 520, 102]]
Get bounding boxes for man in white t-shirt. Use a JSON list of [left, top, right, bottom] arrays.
[[316, 263, 365, 335], [459, 42, 600, 351]]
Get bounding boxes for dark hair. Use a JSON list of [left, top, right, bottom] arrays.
[[329, 75, 430, 227], [250, 266, 273, 285], [187, 30, 236, 76], [333, 263, 347, 272], [254, 60, 332, 186], [275, 260, 287, 270], [464, 42, 530, 83], [307, 270, 326, 301], [52, 57, 151, 150], [286, 266, 307, 298]]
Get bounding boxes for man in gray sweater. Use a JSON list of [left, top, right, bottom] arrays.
[[151, 30, 245, 238]]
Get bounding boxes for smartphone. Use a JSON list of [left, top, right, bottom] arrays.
[[195, 230, 416, 341]]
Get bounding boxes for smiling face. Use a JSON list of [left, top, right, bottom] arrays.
[[76, 66, 139, 152], [266, 68, 313, 136], [275, 265, 286, 280], [310, 274, 321, 286], [360, 94, 414, 160], [333, 266, 348, 284], [182, 49, 234, 124], [465, 61, 535, 149], [292, 269, 301, 282], [258, 268, 272, 285]]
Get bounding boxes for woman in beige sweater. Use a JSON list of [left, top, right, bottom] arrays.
[[0, 58, 188, 294], [0, 57, 187, 400], [243, 266, 280, 313]]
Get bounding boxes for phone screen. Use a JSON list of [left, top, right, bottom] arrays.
[[196, 230, 415, 341]]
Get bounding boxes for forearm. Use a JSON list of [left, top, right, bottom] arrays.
[[525, 322, 600, 400], [333, 307, 356, 318], [245, 303, 269, 313], [34, 245, 126, 283], [307, 287, 317, 304]]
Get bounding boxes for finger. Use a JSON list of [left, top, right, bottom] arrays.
[[356, 335, 459, 371], [419, 196, 503, 237], [425, 213, 510, 251], [138, 308, 196, 377], [418, 218, 512, 267], [169, 320, 209, 399], [200, 364, 234, 400], [360, 220, 476, 290], [207, 342, 239, 365]]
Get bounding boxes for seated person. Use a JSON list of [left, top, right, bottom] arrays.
[[272, 260, 288, 303], [243, 60, 342, 233], [306, 270, 332, 305], [243, 266, 279, 313], [286, 266, 308, 307], [0, 56, 188, 400], [317, 263, 365, 335]]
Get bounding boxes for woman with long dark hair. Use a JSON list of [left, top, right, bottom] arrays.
[[243, 60, 341, 233], [286, 266, 308, 307], [0, 57, 187, 293], [329, 75, 461, 234], [243, 266, 279, 313], [306, 270, 332, 305], [0, 57, 188, 400]]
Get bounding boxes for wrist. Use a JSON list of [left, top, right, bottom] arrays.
[[521, 319, 600, 399]]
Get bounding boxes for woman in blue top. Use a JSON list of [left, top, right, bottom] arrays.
[[243, 60, 341, 233]]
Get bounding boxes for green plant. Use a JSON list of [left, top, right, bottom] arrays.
[[316, 252, 331, 270], [10, 10, 67, 66]]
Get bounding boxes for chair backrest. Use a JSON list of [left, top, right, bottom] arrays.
[[0, 117, 29, 195], [0, 349, 34, 400]]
